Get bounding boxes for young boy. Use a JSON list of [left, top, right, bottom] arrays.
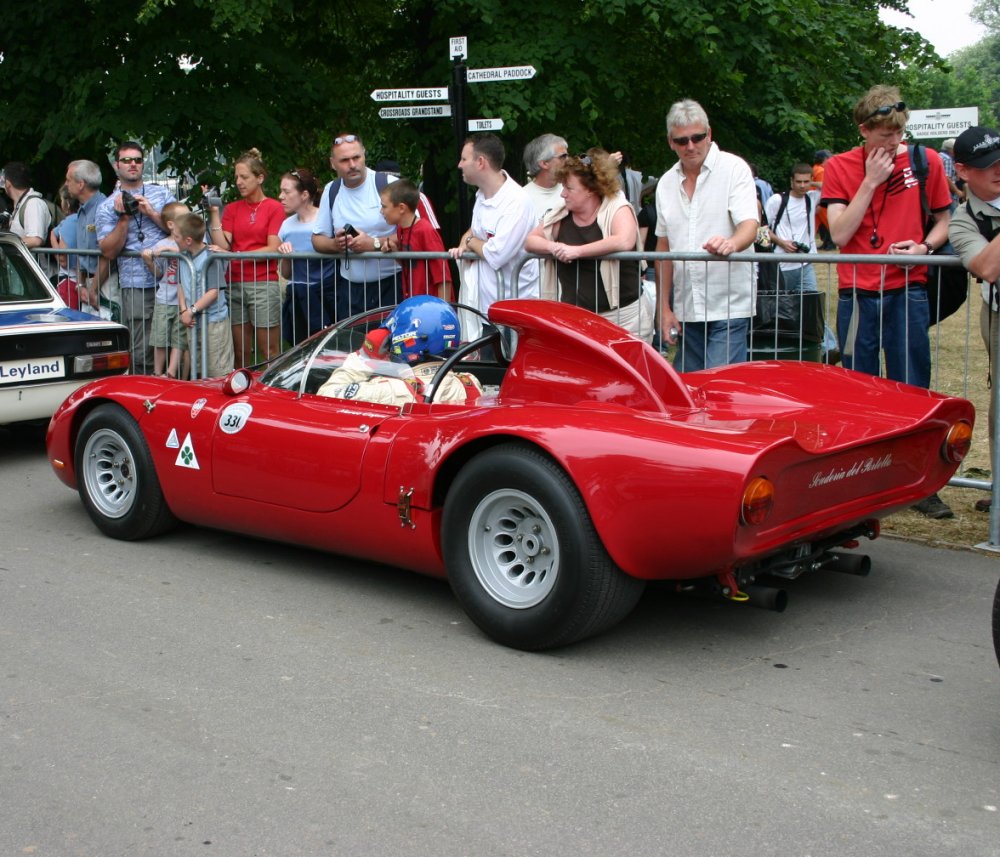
[[379, 179, 452, 300], [175, 212, 235, 379], [142, 201, 190, 378]]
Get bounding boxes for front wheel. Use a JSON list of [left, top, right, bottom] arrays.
[[75, 404, 177, 540], [442, 443, 645, 650]]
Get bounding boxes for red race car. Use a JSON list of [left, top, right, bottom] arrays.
[[47, 300, 974, 650]]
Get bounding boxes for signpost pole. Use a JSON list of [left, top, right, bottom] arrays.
[[451, 59, 470, 229]]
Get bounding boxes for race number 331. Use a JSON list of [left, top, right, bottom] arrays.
[[219, 402, 253, 435]]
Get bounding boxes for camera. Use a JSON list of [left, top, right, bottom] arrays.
[[793, 241, 810, 254], [120, 190, 140, 217], [0, 211, 11, 232], [342, 224, 359, 238]]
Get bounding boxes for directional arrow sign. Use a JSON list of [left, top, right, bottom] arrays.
[[379, 105, 452, 120], [466, 66, 537, 83], [468, 118, 505, 131], [370, 87, 448, 102]]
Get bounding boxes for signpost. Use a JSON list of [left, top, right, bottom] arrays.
[[466, 66, 536, 83], [379, 105, 452, 120], [468, 118, 504, 132], [370, 38, 537, 231], [370, 87, 448, 102], [908, 107, 980, 140]]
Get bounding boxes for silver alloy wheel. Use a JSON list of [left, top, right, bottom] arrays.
[[81, 427, 137, 519], [467, 488, 560, 609]]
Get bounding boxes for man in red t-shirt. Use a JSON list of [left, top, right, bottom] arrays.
[[821, 85, 953, 517]]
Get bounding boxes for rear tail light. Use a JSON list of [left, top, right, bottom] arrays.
[[741, 476, 774, 526], [942, 420, 973, 464], [74, 351, 130, 373]]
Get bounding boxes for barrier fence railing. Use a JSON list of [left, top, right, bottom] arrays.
[[31, 246, 998, 546]]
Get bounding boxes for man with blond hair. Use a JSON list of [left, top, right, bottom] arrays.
[[821, 85, 953, 518]]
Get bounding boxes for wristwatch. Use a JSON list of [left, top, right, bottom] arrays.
[[372, 237, 382, 251]]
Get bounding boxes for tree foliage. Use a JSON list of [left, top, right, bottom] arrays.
[[0, 0, 946, 235]]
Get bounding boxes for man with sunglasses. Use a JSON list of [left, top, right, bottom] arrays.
[[821, 85, 953, 518], [312, 133, 400, 322], [654, 99, 759, 371], [95, 141, 175, 374]]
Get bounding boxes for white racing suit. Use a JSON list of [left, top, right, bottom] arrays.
[[317, 352, 483, 406]]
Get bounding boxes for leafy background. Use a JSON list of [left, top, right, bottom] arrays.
[[0, 0, 994, 242]]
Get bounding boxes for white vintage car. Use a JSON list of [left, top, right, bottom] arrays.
[[0, 233, 129, 426]]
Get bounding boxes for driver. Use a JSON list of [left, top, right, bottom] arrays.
[[317, 295, 484, 405]]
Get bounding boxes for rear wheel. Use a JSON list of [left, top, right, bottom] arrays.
[[75, 404, 177, 540], [442, 443, 645, 650]]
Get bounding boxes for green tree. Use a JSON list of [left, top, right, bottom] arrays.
[[0, 0, 944, 233]]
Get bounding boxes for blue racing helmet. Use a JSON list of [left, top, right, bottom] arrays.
[[383, 296, 461, 365]]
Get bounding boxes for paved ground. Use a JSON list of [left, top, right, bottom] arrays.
[[2, 428, 998, 856]]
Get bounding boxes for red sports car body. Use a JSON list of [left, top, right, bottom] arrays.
[[47, 300, 974, 649]]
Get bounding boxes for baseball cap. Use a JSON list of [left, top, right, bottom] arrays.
[[954, 126, 1000, 169]]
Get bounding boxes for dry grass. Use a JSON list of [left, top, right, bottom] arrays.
[[812, 260, 998, 554]]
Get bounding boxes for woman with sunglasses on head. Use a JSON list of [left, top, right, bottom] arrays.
[[208, 148, 285, 365], [525, 148, 653, 341], [277, 169, 336, 344]]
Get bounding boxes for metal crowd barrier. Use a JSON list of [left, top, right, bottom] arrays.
[[31, 245, 998, 546]]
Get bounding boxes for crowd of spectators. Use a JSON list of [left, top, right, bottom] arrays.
[[1, 89, 974, 519]]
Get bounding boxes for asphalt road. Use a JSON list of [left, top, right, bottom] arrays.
[[2, 427, 999, 857]]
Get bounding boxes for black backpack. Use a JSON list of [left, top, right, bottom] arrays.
[[909, 144, 967, 326]]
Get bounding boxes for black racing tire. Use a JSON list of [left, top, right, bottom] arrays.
[[993, 576, 1000, 670], [442, 443, 645, 650], [75, 403, 177, 540]]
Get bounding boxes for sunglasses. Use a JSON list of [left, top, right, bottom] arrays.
[[334, 135, 359, 145], [118, 156, 143, 164], [575, 153, 593, 166], [861, 101, 906, 123], [671, 132, 708, 147]]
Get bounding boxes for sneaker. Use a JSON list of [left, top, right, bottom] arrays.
[[912, 493, 954, 519], [975, 497, 991, 513]]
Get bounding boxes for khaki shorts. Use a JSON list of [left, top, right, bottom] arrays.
[[229, 280, 280, 328], [150, 303, 187, 349], [190, 317, 236, 379]]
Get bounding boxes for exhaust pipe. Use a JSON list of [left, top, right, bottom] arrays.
[[824, 552, 871, 576], [743, 584, 788, 612]]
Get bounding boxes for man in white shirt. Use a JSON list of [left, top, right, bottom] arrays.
[[312, 132, 400, 321], [3, 161, 52, 252], [765, 163, 821, 292], [654, 100, 759, 370], [449, 134, 539, 337], [522, 133, 568, 223]]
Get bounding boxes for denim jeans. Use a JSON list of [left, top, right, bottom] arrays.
[[837, 284, 930, 388], [674, 318, 750, 371], [334, 272, 401, 323], [781, 263, 818, 293]]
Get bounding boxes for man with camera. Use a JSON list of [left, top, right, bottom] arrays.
[[765, 163, 822, 292], [312, 132, 399, 323], [96, 141, 176, 374]]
